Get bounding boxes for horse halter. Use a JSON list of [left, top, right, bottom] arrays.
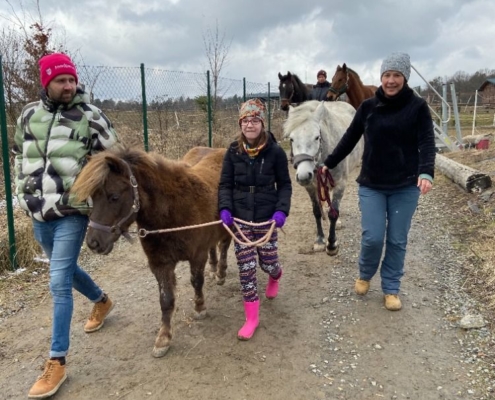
[[88, 160, 140, 243], [291, 136, 323, 170], [328, 71, 349, 98]]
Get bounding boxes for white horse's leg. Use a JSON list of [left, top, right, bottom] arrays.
[[305, 186, 326, 251]]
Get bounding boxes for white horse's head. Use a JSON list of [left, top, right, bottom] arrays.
[[283, 101, 327, 186], [283, 100, 357, 187]]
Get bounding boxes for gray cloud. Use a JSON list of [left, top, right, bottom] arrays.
[[0, 0, 494, 91]]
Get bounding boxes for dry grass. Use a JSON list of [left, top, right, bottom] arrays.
[[437, 144, 495, 318], [0, 208, 41, 272]]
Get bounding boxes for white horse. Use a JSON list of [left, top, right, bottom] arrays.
[[283, 100, 363, 255]]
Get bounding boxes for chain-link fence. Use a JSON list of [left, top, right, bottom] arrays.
[[2, 63, 284, 159]]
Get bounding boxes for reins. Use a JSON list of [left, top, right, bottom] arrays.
[[316, 167, 338, 219], [138, 218, 277, 248]]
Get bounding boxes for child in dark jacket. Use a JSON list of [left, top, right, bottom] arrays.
[[218, 98, 292, 340]]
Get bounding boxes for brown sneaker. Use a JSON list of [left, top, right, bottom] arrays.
[[28, 359, 67, 399], [384, 294, 402, 311], [354, 279, 370, 295], [84, 294, 114, 333]]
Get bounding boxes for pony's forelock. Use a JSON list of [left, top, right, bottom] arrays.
[[283, 100, 321, 134]]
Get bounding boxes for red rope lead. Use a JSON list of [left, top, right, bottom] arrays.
[[316, 167, 338, 219]]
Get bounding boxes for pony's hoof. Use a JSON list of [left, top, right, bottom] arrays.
[[209, 271, 217, 280], [152, 345, 170, 358], [194, 310, 207, 320], [313, 241, 326, 252], [326, 246, 339, 256], [215, 276, 226, 286]]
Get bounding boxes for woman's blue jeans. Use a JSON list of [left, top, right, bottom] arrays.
[[33, 215, 103, 358], [358, 185, 420, 294]]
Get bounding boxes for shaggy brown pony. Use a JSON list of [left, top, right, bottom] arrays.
[[326, 63, 377, 109], [71, 146, 231, 358]]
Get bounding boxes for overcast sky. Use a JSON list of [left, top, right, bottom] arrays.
[[1, 0, 494, 91]]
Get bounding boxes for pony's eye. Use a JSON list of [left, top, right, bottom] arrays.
[[315, 137, 321, 142], [289, 138, 294, 143], [109, 194, 120, 202]]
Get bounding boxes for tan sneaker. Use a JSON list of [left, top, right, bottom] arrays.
[[384, 294, 402, 311], [354, 279, 370, 295], [84, 295, 114, 333], [28, 359, 67, 399]]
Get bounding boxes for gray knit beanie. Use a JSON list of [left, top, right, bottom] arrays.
[[380, 52, 411, 81]]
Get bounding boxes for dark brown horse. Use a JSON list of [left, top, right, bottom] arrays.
[[71, 146, 231, 358], [327, 64, 377, 109], [278, 71, 312, 111]]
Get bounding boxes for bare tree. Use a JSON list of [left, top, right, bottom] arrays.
[[0, 0, 67, 122], [202, 20, 232, 111]]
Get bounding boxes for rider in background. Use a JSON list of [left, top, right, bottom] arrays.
[[311, 69, 331, 100]]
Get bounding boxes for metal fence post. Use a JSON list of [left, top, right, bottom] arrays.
[[140, 63, 149, 152], [450, 83, 463, 144], [442, 83, 448, 136], [267, 82, 271, 132], [207, 71, 212, 147], [243, 78, 246, 102], [0, 55, 18, 270]]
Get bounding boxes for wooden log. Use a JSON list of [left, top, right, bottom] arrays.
[[436, 154, 492, 192]]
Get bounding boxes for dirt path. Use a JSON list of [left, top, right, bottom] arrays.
[[0, 166, 492, 399]]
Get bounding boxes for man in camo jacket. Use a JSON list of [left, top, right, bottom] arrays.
[[13, 53, 120, 399]]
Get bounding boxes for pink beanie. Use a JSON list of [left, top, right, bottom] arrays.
[[38, 53, 78, 88]]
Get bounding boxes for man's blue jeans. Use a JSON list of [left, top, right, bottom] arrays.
[[33, 215, 104, 358], [358, 185, 420, 294]]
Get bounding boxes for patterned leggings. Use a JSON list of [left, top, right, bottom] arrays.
[[234, 224, 282, 302]]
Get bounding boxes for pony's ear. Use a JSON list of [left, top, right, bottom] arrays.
[[314, 101, 327, 122], [105, 156, 123, 174], [342, 63, 347, 71], [278, 72, 283, 80], [287, 71, 291, 77], [337, 65, 342, 71]]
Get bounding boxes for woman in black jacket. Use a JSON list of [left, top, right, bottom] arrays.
[[323, 53, 436, 311], [218, 98, 292, 340]]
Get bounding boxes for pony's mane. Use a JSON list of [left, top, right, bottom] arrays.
[[71, 147, 159, 201], [283, 100, 321, 133]]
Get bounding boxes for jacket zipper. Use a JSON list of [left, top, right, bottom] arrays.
[[260, 157, 264, 174], [40, 107, 60, 218]]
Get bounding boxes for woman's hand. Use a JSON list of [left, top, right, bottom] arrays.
[[417, 177, 432, 195]]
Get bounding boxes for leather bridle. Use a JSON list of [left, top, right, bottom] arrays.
[[328, 71, 349, 99], [88, 160, 140, 243]]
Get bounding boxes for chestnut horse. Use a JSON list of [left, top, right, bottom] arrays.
[[71, 146, 231, 358], [326, 63, 377, 109], [278, 71, 312, 111]]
